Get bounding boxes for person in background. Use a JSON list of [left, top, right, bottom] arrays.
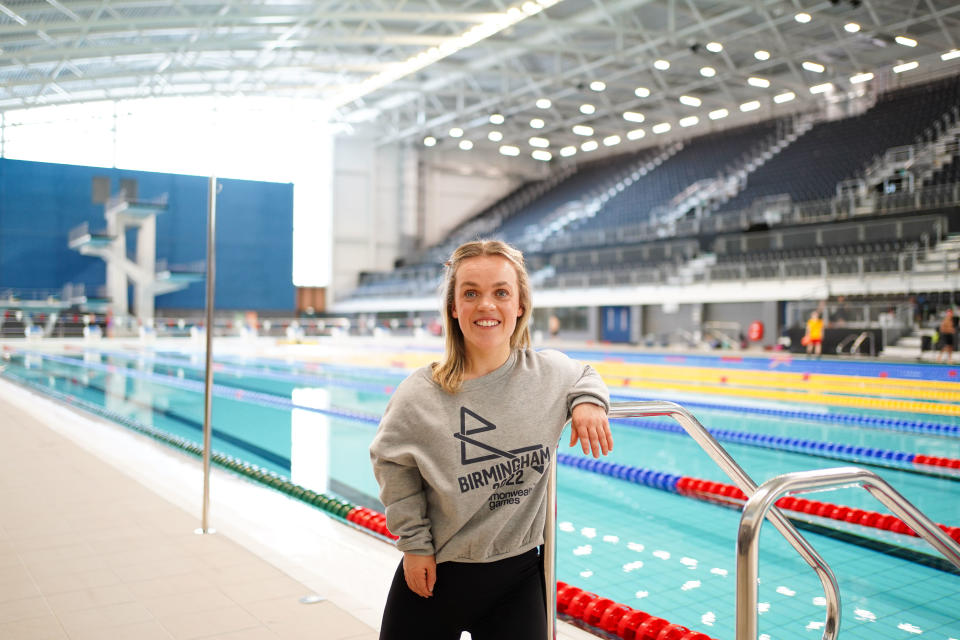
[[938, 308, 955, 364], [830, 295, 849, 327], [804, 310, 823, 357], [370, 239, 613, 640]]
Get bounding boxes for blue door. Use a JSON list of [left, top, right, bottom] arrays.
[[601, 306, 631, 343]]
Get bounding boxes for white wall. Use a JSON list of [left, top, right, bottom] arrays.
[[331, 137, 408, 299], [419, 147, 538, 247]]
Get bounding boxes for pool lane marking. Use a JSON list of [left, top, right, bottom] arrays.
[[17, 352, 960, 467], [596, 373, 960, 417], [589, 362, 960, 403]]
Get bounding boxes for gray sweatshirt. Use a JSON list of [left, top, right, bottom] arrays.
[[369, 348, 610, 564]]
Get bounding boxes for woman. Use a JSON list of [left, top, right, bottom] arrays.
[[369, 240, 613, 639]]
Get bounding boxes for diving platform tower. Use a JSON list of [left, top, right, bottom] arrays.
[[68, 192, 203, 323]]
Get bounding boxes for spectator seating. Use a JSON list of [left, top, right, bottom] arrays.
[[717, 75, 960, 214], [568, 119, 785, 235]]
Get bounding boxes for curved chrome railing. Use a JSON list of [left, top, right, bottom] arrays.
[[737, 466, 960, 640], [545, 400, 841, 640]]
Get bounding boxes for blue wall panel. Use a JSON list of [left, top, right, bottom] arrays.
[[0, 158, 294, 311]]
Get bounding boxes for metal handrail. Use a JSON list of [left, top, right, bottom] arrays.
[[737, 466, 960, 640], [544, 400, 841, 640]]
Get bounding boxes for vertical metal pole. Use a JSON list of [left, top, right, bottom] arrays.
[[199, 175, 217, 534], [544, 446, 558, 639]]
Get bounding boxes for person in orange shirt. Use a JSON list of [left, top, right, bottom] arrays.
[[804, 310, 824, 357]]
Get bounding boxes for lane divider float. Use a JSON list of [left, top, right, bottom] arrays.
[[608, 415, 960, 474], [557, 453, 960, 544]]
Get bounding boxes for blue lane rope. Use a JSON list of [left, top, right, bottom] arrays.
[[556, 453, 682, 492], [610, 393, 960, 437], [18, 351, 383, 426], [62, 348, 400, 394], [606, 414, 944, 475]]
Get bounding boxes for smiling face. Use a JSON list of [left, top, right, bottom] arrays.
[[451, 254, 524, 367]]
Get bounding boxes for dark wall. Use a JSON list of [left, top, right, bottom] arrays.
[[0, 158, 294, 311]]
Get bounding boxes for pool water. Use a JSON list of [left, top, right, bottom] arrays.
[[2, 344, 958, 640]]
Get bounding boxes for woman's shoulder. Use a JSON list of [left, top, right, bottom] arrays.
[[394, 363, 441, 394], [517, 347, 579, 372]]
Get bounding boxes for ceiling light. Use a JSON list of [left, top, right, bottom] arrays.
[[706, 42, 723, 53], [488, 131, 503, 142], [740, 100, 761, 112], [530, 118, 545, 129], [603, 135, 621, 146], [679, 116, 699, 127], [529, 136, 550, 148], [536, 98, 552, 109], [458, 140, 473, 150], [844, 22, 860, 33], [942, 49, 960, 61], [652, 122, 671, 134], [499, 145, 520, 156], [895, 36, 917, 47], [850, 72, 874, 84], [754, 50, 770, 61], [774, 91, 796, 104], [809, 82, 833, 94], [635, 87, 651, 97], [700, 66, 716, 77], [794, 12, 811, 23], [623, 111, 645, 123], [572, 124, 594, 136], [679, 95, 702, 107], [802, 61, 825, 73], [423, 136, 437, 147], [893, 61, 919, 73], [532, 150, 553, 161], [489, 113, 504, 124], [626, 128, 645, 140], [709, 108, 728, 120], [559, 145, 577, 157], [537, 0, 559, 6], [654, 59, 670, 70], [449, 127, 463, 138], [590, 81, 606, 91], [580, 140, 599, 152], [748, 77, 770, 88], [580, 103, 596, 115]]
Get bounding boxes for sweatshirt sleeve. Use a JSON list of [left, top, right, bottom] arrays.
[[369, 391, 435, 556], [567, 363, 610, 415]]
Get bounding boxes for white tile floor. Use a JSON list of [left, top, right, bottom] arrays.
[[0, 375, 595, 640]]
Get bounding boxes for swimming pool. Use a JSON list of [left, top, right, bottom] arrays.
[[2, 341, 958, 640]]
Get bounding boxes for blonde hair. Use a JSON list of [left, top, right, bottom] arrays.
[[432, 240, 532, 393]]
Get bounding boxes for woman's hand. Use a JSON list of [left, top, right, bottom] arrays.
[[403, 552, 437, 598], [570, 402, 613, 458]]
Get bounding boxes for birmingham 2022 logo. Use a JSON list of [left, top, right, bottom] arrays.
[[454, 406, 550, 509]]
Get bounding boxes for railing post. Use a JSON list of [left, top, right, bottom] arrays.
[[545, 446, 558, 639], [737, 467, 960, 640], [198, 175, 217, 536]]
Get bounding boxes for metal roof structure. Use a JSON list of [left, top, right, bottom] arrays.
[[2, 0, 959, 159]]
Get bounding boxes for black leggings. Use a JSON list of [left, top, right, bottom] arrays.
[[379, 547, 546, 640]]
